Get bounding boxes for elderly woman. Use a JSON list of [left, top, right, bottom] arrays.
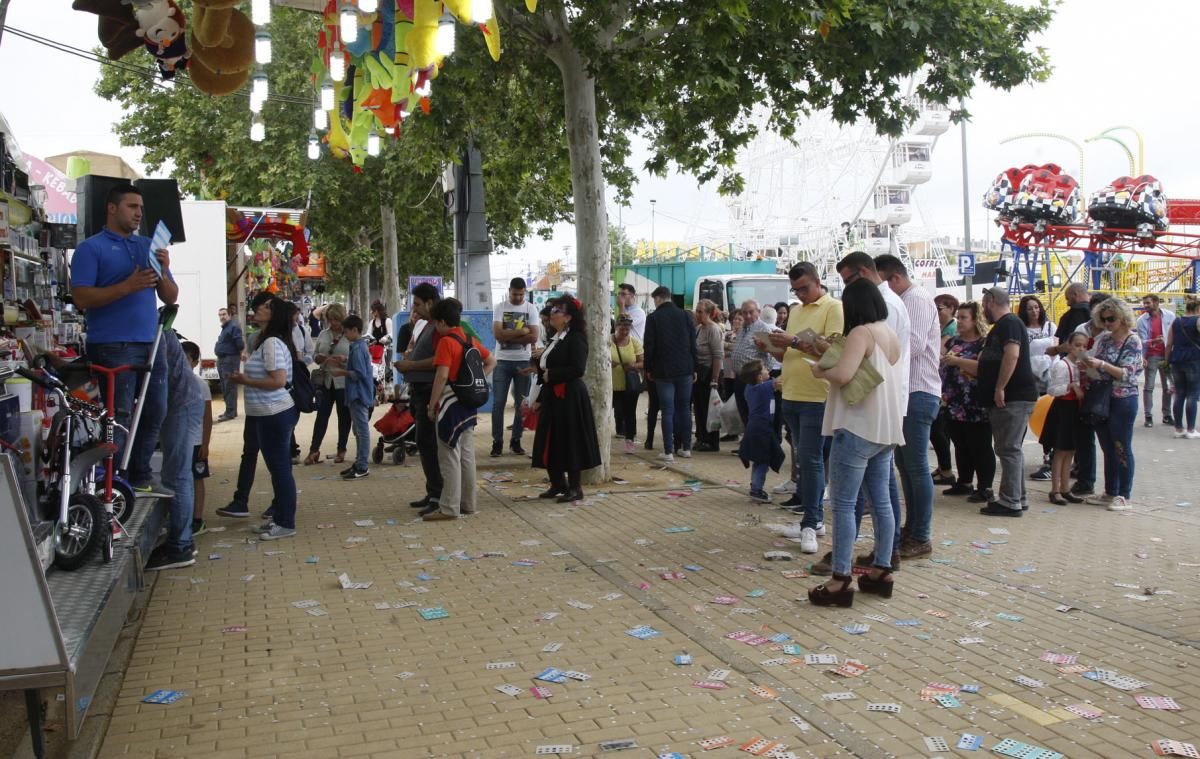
[[305, 303, 351, 465], [610, 314, 644, 454], [693, 299, 725, 451], [531, 296, 601, 502], [939, 301, 994, 502], [1083, 298, 1143, 511]]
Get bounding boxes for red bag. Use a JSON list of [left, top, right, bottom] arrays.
[[373, 404, 413, 436], [521, 403, 539, 431], [368, 344, 385, 362]]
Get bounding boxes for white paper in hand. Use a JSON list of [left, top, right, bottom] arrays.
[[148, 220, 170, 277]]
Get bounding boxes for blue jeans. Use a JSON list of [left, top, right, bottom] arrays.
[[1143, 355, 1172, 419], [491, 359, 531, 448], [750, 462, 769, 493], [1075, 418, 1097, 489], [87, 341, 168, 485], [780, 400, 826, 529], [246, 408, 299, 527], [350, 400, 371, 471], [655, 375, 693, 455], [1172, 361, 1200, 431], [894, 391, 940, 543], [1095, 394, 1137, 499], [217, 354, 240, 417], [160, 400, 200, 552], [830, 429, 896, 576], [855, 468, 901, 547]]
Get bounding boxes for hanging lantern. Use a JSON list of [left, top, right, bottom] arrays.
[[250, 90, 265, 113], [330, 50, 346, 82], [340, 7, 358, 43], [359, 0, 378, 12], [308, 131, 320, 160], [470, 0, 494, 23], [250, 114, 265, 142], [252, 67, 268, 100], [252, 0, 271, 25], [435, 15, 456, 57], [367, 128, 380, 156], [320, 74, 335, 111], [255, 33, 272, 64], [314, 106, 328, 130]]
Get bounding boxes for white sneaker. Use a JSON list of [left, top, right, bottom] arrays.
[[677, 450, 692, 459], [1175, 430, 1188, 438], [799, 527, 819, 554], [765, 523, 804, 539], [1086, 493, 1114, 506], [773, 480, 797, 494], [813, 522, 826, 537], [657, 453, 675, 464], [1187, 430, 1200, 440], [1107, 496, 1132, 512]]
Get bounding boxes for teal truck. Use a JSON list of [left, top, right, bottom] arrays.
[[613, 260, 792, 313]]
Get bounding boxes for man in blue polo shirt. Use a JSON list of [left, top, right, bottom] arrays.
[[71, 185, 179, 493]]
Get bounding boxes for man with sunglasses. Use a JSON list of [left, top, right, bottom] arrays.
[[977, 287, 1037, 516]]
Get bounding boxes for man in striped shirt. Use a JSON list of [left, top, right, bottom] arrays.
[[875, 255, 942, 560], [728, 300, 778, 424]]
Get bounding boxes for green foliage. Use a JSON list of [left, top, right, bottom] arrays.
[[482, 0, 1052, 196]]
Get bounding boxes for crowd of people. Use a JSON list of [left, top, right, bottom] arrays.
[[71, 187, 1198, 599]]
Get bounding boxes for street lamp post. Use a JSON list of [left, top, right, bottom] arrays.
[[650, 199, 657, 263]]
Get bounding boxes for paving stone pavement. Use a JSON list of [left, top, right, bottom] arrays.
[[95, 404, 1200, 758]]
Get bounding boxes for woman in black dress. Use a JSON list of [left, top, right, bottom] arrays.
[[531, 296, 602, 502]]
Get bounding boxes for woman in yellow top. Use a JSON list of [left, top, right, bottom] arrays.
[[610, 314, 645, 454]]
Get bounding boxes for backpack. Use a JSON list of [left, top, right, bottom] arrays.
[[447, 334, 489, 408], [288, 361, 317, 413]]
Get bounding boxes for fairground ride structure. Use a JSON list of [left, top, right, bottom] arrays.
[[983, 163, 1200, 320], [717, 96, 955, 288]]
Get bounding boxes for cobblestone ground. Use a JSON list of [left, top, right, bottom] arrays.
[[97, 400, 1200, 758]]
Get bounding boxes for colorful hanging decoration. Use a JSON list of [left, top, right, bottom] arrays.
[[313, 0, 516, 166]]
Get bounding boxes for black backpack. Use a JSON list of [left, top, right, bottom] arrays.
[[288, 361, 317, 413], [447, 334, 489, 408]]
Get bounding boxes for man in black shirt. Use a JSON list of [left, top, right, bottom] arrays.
[[1051, 283, 1092, 351], [643, 286, 698, 463], [977, 287, 1037, 517]]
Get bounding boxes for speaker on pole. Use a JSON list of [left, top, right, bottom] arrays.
[[133, 178, 186, 243]]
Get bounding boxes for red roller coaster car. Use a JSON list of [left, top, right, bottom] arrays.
[[1088, 174, 1169, 233]]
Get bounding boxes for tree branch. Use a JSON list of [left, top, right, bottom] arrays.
[[596, 0, 632, 49], [613, 20, 681, 52], [495, 1, 553, 49]]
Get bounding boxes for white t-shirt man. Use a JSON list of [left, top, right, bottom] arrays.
[[624, 304, 647, 343], [492, 298, 541, 362], [879, 281, 912, 394]]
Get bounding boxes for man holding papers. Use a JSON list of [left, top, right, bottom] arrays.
[[71, 184, 178, 495]]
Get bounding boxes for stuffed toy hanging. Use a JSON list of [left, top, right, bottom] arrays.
[[133, 0, 191, 79]]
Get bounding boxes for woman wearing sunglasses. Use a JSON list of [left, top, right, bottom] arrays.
[[1082, 298, 1143, 512]]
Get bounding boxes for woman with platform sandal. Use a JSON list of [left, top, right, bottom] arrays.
[[806, 278, 907, 608]]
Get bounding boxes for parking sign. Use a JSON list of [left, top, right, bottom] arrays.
[[957, 253, 976, 277]]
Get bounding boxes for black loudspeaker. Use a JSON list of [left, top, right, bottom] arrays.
[[134, 178, 186, 243], [75, 174, 129, 240]]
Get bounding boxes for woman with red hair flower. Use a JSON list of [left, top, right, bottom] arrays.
[[530, 296, 602, 502]]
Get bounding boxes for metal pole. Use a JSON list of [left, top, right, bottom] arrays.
[[960, 104, 973, 301], [650, 199, 657, 263]]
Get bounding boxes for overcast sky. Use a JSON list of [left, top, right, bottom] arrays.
[[3, 1, 1198, 283]]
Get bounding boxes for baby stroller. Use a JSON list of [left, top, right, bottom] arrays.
[[366, 334, 393, 405], [372, 383, 418, 465]]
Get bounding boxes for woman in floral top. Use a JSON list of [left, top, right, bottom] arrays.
[[1082, 298, 1143, 511], [938, 301, 995, 503]]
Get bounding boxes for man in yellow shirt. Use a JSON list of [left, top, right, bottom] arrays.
[[766, 262, 844, 554]]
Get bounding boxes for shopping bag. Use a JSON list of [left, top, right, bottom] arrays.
[[719, 394, 743, 436], [521, 402, 540, 431], [706, 388, 723, 432]]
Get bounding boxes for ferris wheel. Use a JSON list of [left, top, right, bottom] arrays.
[[719, 97, 953, 285]]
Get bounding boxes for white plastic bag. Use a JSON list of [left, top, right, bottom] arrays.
[[706, 388, 723, 432], [719, 393, 743, 436]]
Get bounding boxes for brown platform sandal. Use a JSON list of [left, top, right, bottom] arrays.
[[808, 574, 855, 607], [857, 567, 895, 598]]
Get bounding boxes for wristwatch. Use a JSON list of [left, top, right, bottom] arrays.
[[790, 335, 801, 349]]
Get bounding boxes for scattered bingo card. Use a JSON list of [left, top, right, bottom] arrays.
[[142, 690, 185, 704]]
